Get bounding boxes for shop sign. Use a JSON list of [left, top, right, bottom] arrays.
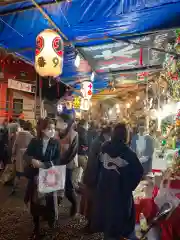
[[8, 79, 34, 93]]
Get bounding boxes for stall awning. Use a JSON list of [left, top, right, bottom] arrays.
[[0, 0, 180, 90]]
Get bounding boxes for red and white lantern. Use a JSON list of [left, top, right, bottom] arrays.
[[80, 80, 93, 100], [35, 29, 64, 77]]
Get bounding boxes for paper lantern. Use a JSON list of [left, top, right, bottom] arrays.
[[35, 29, 64, 77], [80, 98, 90, 111], [73, 97, 81, 109], [80, 81, 93, 100]]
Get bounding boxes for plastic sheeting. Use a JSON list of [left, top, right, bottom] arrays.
[[0, 0, 180, 89]]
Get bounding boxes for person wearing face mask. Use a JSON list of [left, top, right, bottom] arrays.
[[131, 125, 154, 176], [23, 118, 60, 239], [56, 110, 78, 217]]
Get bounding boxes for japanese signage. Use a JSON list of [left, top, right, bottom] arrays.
[[81, 30, 176, 72], [8, 79, 35, 93]]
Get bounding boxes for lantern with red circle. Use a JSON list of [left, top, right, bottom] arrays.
[[80, 80, 93, 100], [35, 29, 64, 77]]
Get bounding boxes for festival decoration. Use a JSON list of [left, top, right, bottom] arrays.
[[73, 97, 81, 109], [57, 104, 63, 113], [174, 36, 180, 54], [161, 139, 167, 146], [80, 80, 93, 100], [35, 29, 64, 77], [176, 109, 180, 126], [80, 98, 90, 111], [137, 72, 148, 82]]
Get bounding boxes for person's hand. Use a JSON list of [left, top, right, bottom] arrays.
[[31, 159, 41, 168]]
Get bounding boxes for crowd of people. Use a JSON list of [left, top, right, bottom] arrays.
[[0, 112, 156, 240]]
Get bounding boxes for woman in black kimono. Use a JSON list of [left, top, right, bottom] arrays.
[[24, 118, 60, 239], [91, 123, 143, 240]]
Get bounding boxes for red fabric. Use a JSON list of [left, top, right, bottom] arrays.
[[135, 198, 157, 223], [135, 198, 180, 240], [160, 206, 180, 240], [169, 179, 180, 189]]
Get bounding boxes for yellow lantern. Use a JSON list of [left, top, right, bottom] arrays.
[[80, 81, 93, 100], [73, 97, 81, 109], [35, 29, 64, 77]]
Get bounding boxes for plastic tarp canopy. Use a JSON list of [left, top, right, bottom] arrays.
[[0, 0, 180, 91]]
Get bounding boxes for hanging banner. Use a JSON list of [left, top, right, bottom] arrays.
[[8, 79, 35, 93]]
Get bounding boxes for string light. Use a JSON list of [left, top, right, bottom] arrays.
[[126, 103, 130, 108], [75, 54, 80, 68]]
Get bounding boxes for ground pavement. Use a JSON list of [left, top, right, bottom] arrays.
[[0, 183, 102, 240]]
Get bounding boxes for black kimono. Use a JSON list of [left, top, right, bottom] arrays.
[[23, 137, 60, 233]]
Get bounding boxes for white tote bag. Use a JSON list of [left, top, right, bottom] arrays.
[[38, 165, 66, 193]]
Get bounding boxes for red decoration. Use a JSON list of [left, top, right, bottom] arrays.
[[39, 78, 43, 89], [176, 36, 180, 44], [88, 90, 92, 95], [139, 48, 143, 66], [36, 36, 44, 56], [52, 37, 63, 56], [88, 83, 92, 89]]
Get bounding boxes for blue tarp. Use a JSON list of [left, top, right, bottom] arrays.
[[0, 0, 180, 90]]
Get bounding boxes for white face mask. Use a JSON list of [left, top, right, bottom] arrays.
[[44, 129, 55, 138], [56, 121, 68, 130]]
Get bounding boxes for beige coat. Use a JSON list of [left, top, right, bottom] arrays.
[[12, 131, 33, 173]]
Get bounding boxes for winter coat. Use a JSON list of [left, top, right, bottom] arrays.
[[77, 126, 88, 155], [12, 130, 33, 173], [91, 139, 143, 238]]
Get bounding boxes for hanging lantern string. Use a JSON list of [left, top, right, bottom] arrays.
[[31, 0, 68, 41]]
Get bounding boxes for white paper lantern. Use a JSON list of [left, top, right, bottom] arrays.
[[80, 81, 93, 100], [35, 29, 64, 77], [80, 98, 90, 111]]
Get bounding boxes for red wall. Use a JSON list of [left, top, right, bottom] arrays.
[[0, 53, 36, 121]]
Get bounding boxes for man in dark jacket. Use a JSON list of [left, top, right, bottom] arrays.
[[88, 121, 98, 149], [82, 126, 111, 231], [91, 123, 143, 240], [75, 119, 89, 186]]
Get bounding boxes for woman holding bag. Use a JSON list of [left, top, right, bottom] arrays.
[[23, 118, 61, 240]]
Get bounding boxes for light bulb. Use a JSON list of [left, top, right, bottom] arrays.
[[108, 109, 112, 115], [115, 104, 119, 109], [136, 96, 140, 101], [126, 103, 130, 108], [91, 72, 95, 81], [75, 54, 80, 67]]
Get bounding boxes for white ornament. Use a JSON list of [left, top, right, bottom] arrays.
[[80, 81, 93, 100], [80, 98, 90, 111], [35, 29, 64, 77]]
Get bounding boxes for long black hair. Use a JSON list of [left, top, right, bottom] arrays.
[[111, 122, 129, 144]]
